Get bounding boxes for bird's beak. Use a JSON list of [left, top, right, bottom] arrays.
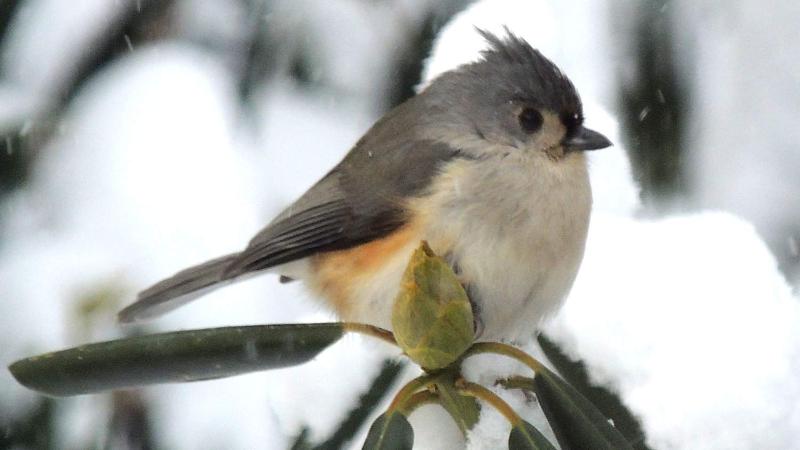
[[563, 126, 612, 151]]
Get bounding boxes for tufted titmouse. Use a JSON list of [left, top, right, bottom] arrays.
[[118, 30, 611, 342]]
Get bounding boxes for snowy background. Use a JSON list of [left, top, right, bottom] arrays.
[[1, 0, 799, 449]]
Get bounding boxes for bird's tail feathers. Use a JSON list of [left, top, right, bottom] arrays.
[[118, 253, 246, 324]]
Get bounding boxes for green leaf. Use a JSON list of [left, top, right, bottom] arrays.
[[508, 420, 557, 450], [537, 334, 650, 448], [533, 365, 633, 450], [434, 378, 480, 435], [9, 323, 344, 397], [392, 242, 474, 370], [362, 412, 413, 450]]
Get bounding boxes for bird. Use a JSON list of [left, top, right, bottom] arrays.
[[118, 30, 611, 342]]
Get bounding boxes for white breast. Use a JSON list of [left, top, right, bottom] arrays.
[[419, 152, 592, 341]]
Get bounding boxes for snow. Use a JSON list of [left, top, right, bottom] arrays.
[[0, 83, 38, 131], [547, 212, 800, 449], [0, 0, 126, 114], [249, 81, 375, 218], [265, 332, 397, 443], [147, 375, 283, 450], [264, 0, 443, 106], [29, 44, 258, 269], [2, 0, 799, 449], [421, 0, 616, 106], [673, 0, 800, 283]]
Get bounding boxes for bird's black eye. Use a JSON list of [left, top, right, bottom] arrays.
[[518, 108, 543, 134], [560, 111, 583, 136]]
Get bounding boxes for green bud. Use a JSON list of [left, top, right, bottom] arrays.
[[391, 242, 475, 370]]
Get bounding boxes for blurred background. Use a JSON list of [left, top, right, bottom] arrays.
[[1, 0, 798, 449]]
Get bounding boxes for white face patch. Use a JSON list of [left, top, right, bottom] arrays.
[[534, 111, 569, 160]]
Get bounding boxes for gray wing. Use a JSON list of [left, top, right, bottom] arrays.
[[221, 135, 462, 276], [119, 108, 462, 323]]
